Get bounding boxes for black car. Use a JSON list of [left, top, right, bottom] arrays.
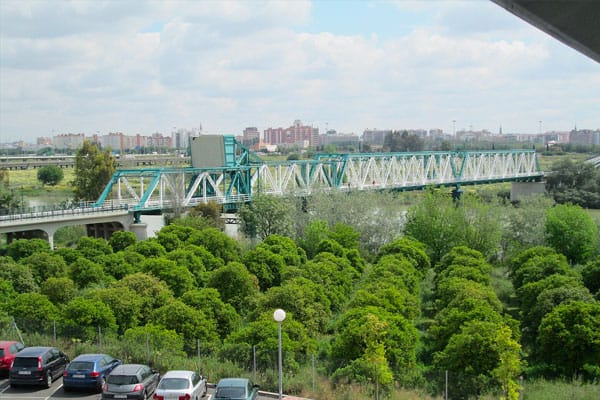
[[9, 346, 70, 388]]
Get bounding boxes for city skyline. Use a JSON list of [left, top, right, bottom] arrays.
[[1, 1, 599, 143]]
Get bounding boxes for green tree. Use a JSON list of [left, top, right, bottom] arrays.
[[433, 321, 522, 400], [330, 306, 418, 383], [404, 190, 501, 265], [258, 235, 306, 267], [69, 257, 110, 288], [252, 277, 332, 334], [122, 324, 185, 365], [537, 301, 600, 379], [500, 195, 552, 260], [140, 257, 195, 297], [61, 297, 118, 341], [242, 247, 286, 291], [73, 140, 116, 201], [545, 158, 600, 208], [181, 288, 240, 339], [151, 300, 219, 353], [581, 258, 600, 297], [289, 252, 359, 312], [238, 194, 295, 239], [75, 236, 113, 260], [127, 238, 167, 258], [96, 252, 136, 280], [376, 236, 431, 274], [87, 287, 144, 334], [19, 252, 67, 285], [186, 228, 240, 264], [7, 238, 51, 261], [41, 277, 76, 305], [108, 231, 137, 252], [299, 219, 330, 259], [545, 203, 599, 264], [219, 312, 312, 373], [166, 249, 207, 286], [110, 273, 174, 325], [9, 292, 60, 333], [0, 257, 39, 293], [207, 262, 259, 315], [37, 165, 64, 186]]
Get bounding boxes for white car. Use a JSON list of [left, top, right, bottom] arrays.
[[152, 370, 207, 400]]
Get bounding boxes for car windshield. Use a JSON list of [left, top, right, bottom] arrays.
[[12, 357, 37, 368], [216, 387, 246, 398], [159, 378, 190, 390], [68, 361, 94, 370], [108, 375, 139, 385]]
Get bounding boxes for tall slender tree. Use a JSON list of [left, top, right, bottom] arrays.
[[72, 140, 116, 201]]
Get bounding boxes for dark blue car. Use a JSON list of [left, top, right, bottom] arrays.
[[63, 353, 122, 392]]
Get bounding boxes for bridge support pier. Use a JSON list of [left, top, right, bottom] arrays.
[[129, 223, 148, 241], [510, 181, 546, 202]]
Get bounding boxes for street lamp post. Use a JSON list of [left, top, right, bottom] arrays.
[[273, 309, 286, 400]]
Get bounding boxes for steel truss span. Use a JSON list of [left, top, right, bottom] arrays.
[[95, 149, 543, 211]]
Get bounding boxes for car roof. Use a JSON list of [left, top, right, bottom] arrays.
[[15, 346, 54, 356], [71, 353, 110, 362], [161, 370, 195, 379], [217, 378, 250, 387], [111, 364, 147, 374]]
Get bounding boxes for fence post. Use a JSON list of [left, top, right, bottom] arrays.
[[53, 320, 56, 344], [312, 354, 315, 400], [146, 333, 150, 365], [197, 339, 201, 373], [445, 370, 448, 400], [98, 326, 102, 350], [252, 345, 256, 382]]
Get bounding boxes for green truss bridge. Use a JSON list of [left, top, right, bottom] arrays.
[[95, 135, 544, 217]]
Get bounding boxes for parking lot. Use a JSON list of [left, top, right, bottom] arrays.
[[0, 377, 289, 399]]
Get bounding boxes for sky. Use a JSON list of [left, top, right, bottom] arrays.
[[1, 0, 599, 143]]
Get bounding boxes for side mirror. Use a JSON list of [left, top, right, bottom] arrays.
[[252, 384, 260, 390]]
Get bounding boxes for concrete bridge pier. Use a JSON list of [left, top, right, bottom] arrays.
[[129, 222, 148, 241], [511, 181, 546, 202]]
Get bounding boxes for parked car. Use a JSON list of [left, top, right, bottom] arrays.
[[63, 353, 122, 392], [9, 346, 69, 388], [0, 340, 25, 376], [213, 378, 259, 400], [102, 363, 160, 400], [152, 370, 207, 400]]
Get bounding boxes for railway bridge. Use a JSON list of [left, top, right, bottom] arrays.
[[1, 136, 545, 247]]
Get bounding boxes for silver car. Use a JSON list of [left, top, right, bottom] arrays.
[[153, 370, 207, 400], [102, 364, 160, 400]]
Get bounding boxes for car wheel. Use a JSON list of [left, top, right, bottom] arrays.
[[10, 382, 19, 389], [45, 372, 52, 388], [63, 385, 71, 392], [97, 377, 106, 392]]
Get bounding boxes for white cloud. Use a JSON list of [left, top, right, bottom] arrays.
[[0, 0, 598, 141]]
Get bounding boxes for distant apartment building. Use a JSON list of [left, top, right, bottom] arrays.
[[570, 129, 600, 145], [172, 129, 199, 149], [264, 120, 319, 148], [242, 127, 260, 146], [362, 129, 392, 146], [319, 130, 360, 147], [147, 132, 172, 148], [37, 137, 52, 146], [53, 133, 85, 149]]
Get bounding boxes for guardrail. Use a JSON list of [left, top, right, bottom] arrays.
[[0, 201, 129, 223]]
